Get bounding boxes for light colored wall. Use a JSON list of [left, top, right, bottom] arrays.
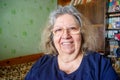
[[0, 0, 57, 60]]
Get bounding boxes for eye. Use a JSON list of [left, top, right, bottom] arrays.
[[53, 28, 63, 34], [69, 27, 79, 31]]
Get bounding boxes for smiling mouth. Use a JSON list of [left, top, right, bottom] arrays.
[[61, 41, 73, 45]]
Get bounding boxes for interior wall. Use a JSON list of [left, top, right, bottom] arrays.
[[0, 0, 57, 60]]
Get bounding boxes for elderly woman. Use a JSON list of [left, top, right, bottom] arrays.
[[25, 5, 119, 80]]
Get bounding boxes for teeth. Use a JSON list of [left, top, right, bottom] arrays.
[[62, 42, 71, 44]]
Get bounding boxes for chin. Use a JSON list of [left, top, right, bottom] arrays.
[[62, 50, 75, 54]]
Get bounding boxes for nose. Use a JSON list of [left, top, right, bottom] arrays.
[[61, 29, 71, 39]]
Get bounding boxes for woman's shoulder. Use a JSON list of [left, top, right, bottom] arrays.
[[35, 54, 56, 66], [84, 51, 110, 65], [27, 54, 56, 73], [83, 51, 112, 73], [82, 52, 119, 79], [25, 54, 57, 79], [85, 51, 107, 59]]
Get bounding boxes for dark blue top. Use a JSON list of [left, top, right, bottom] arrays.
[[25, 51, 120, 80]]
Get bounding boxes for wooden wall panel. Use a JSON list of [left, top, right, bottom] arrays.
[[75, 0, 105, 24], [58, 0, 71, 6]]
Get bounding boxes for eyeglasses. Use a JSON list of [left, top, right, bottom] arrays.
[[52, 26, 80, 36]]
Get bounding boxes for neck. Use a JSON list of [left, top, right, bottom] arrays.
[[58, 52, 83, 74]]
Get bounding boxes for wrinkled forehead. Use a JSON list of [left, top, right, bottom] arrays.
[[53, 14, 81, 27]]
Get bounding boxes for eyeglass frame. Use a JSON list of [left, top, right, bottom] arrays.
[[51, 25, 81, 36]]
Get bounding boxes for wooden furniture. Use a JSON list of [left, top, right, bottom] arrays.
[[0, 53, 44, 66]]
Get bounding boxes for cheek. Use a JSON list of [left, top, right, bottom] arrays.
[[53, 36, 60, 47], [74, 35, 82, 46]]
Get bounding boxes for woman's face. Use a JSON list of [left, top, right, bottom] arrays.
[[52, 14, 82, 55]]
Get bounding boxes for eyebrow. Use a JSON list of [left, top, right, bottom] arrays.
[[54, 23, 79, 27]]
